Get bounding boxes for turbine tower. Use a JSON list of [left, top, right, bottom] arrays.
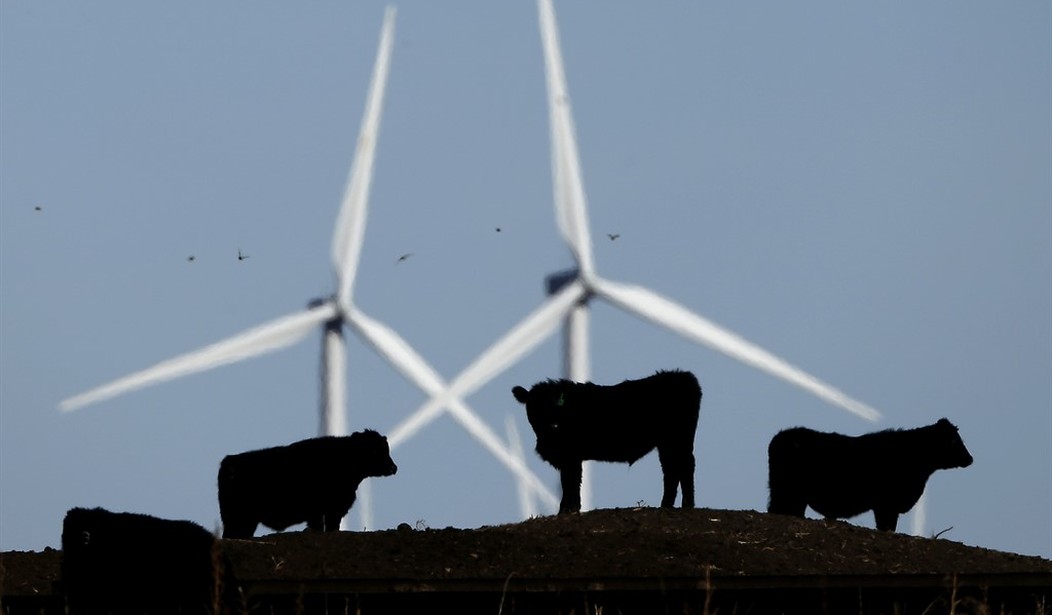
[[58, 7, 559, 525], [389, 0, 883, 516]]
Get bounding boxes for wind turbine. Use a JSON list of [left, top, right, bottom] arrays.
[[57, 7, 560, 524], [389, 0, 883, 516]]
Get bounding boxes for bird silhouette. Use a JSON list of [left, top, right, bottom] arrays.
[[34, 206, 42, 212], [396, 253, 413, 264], [496, 227, 502, 233], [187, 255, 196, 262], [237, 249, 249, 261], [607, 233, 620, 241]]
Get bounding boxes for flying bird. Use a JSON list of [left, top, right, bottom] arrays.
[[496, 227, 502, 233], [34, 206, 42, 212], [237, 249, 249, 261], [187, 255, 196, 263], [396, 253, 413, 264], [607, 233, 620, 241]]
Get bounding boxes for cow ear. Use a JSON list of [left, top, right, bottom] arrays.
[[512, 386, 530, 404]]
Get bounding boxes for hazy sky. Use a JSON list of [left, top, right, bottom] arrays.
[[2, 2, 1049, 558]]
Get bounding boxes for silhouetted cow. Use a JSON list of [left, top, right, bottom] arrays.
[[61, 507, 237, 614], [218, 429, 397, 538], [767, 418, 973, 531], [512, 369, 702, 514]]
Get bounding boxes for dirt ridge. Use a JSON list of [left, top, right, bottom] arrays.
[[4, 507, 1050, 599]]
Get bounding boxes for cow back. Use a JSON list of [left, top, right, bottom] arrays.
[[61, 507, 231, 614], [519, 369, 701, 465]]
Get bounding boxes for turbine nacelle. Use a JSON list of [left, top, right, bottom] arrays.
[[308, 295, 352, 328], [544, 268, 577, 296]]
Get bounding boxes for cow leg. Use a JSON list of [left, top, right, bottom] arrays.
[[767, 488, 807, 518], [558, 463, 583, 514], [873, 509, 899, 532], [766, 461, 808, 518], [219, 495, 256, 539], [658, 448, 694, 508], [322, 507, 350, 532], [680, 453, 696, 509], [306, 513, 325, 532]]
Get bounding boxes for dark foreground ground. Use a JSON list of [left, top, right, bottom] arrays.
[[3, 507, 1051, 614]]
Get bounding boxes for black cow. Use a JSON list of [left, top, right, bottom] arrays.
[[61, 507, 237, 614], [767, 418, 973, 531], [218, 429, 397, 538], [512, 369, 702, 514]]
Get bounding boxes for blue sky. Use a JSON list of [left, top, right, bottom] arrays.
[[2, 2, 1049, 558]]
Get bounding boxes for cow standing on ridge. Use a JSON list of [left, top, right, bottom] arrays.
[[218, 430, 397, 538], [512, 369, 702, 514], [767, 418, 973, 531], [61, 507, 238, 614]]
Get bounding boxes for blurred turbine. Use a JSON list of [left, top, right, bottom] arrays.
[[390, 0, 882, 516], [58, 7, 557, 525]]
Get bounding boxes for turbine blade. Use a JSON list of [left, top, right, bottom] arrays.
[[59, 302, 338, 412], [350, 310, 565, 510], [347, 307, 446, 397], [385, 396, 446, 449], [387, 280, 586, 454], [386, 282, 585, 508], [386, 396, 560, 510], [506, 415, 539, 518], [355, 480, 372, 532], [592, 278, 882, 422], [444, 397, 560, 510], [538, 0, 595, 275], [449, 279, 586, 402], [912, 491, 928, 537], [332, 6, 396, 303]]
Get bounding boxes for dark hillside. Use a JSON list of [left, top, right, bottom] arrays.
[[4, 507, 1050, 614]]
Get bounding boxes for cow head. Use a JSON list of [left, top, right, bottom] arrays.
[[932, 418, 974, 469], [512, 381, 575, 465], [351, 429, 398, 478]]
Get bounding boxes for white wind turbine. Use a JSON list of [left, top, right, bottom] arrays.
[[58, 7, 559, 525], [388, 0, 884, 516]]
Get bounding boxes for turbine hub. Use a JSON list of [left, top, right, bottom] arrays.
[[308, 295, 348, 327], [545, 268, 580, 295]]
